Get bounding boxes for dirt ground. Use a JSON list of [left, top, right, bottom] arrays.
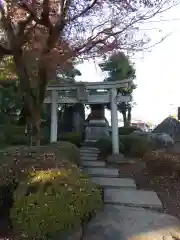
[[118, 159, 180, 219]]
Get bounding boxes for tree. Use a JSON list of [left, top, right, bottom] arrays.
[[56, 63, 81, 83], [99, 52, 136, 126], [0, 0, 175, 145]]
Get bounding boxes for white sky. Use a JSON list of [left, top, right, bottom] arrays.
[[76, 4, 180, 125]]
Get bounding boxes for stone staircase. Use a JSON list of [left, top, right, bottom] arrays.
[[80, 146, 180, 240], [80, 146, 162, 210]]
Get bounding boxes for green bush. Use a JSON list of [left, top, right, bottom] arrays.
[[94, 138, 112, 157], [0, 142, 81, 186], [0, 124, 50, 147], [120, 135, 155, 158], [118, 126, 141, 135], [0, 142, 81, 215], [0, 124, 27, 146], [10, 164, 102, 239], [57, 141, 81, 165], [93, 138, 124, 157], [59, 132, 82, 147]]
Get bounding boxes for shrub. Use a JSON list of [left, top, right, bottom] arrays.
[[0, 143, 81, 186], [0, 124, 51, 146], [118, 126, 141, 135], [1, 124, 27, 146], [94, 137, 112, 157], [93, 138, 124, 158], [57, 141, 81, 165], [10, 164, 102, 239], [0, 142, 81, 215], [143, 150, 180, 176], [59, 132, 82, 147], [120, 134, 155, 158]]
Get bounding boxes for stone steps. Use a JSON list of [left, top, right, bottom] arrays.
[[82, 161, 105, 168], [104, 188, 162, 209], [81, 156, 98, 161], [80, 152, 98, 156], [80, 146, 162, 210], [80, 149, 99, 154], [90, 177, 136, 189], [84, 167, 119, 178]]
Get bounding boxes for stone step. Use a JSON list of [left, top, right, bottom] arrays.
[[81, 156, 98, 161], [80, 150, 99, 155], [104, 188, 162, 209], [84, 167, 119, 178], [81, 147, 98, 151], [90, 177, 136, 189], [80, 152, 98, 156], [81, 147, 99, 150], [81, 161, 105, 168]]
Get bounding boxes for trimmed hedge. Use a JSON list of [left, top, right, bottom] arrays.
[[0, 143, 81, 186], [52, 141, 81, 165], [11, 162, 102, 239], [93, 138, 124, 158], [0, 142, 102, 238], [59, 132, 82, 147], [94, 138, 112, 157], [118, 126, 141, 135], [120, 134, 155, 158], [0, 142, 80, 215]]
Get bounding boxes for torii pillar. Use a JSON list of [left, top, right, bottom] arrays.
[[110, 87, 119, 154]]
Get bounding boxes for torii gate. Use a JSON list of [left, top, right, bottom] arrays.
[[44, 79, 132, 154]]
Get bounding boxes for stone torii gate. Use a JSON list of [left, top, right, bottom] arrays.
[[44, 80, 132, 154]]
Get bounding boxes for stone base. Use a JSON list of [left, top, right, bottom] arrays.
[[107, 154, 125, 164]]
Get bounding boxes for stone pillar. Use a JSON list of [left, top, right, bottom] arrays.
[[111, 87, 119, 154], [50, 90, 58, 142]]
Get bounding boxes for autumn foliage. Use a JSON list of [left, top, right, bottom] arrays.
[[0, 0, 176, 145]]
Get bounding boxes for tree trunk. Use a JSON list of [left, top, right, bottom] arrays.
[[25, 103, 41, 146], [127, 107, 131, 126], [122, 112, 127, 127], [13, 49, 45, 146]]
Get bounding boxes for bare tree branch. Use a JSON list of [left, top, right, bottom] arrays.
[[69, 0, 98, 22]]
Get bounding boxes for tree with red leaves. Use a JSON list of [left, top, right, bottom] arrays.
[[0, 0, 177, 145]]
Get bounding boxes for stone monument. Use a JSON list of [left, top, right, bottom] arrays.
[[84, 104, 110, 142]]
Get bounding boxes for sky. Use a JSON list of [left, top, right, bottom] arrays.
[[76, 3, 180, 126]]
